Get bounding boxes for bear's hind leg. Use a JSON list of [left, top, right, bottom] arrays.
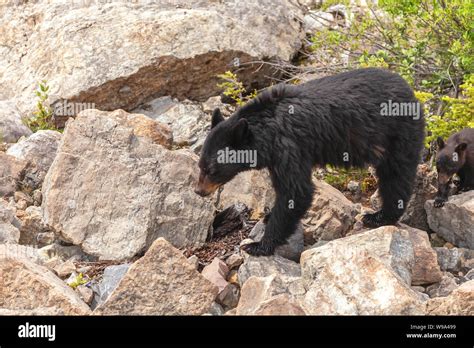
[[362, 158, 417, 227]]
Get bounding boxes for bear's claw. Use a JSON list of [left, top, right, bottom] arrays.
[[241, 241, 275, 256], [433, 198, 446, 208]]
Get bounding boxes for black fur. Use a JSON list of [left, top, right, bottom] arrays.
[[434, 128, 474, 207], [197, 68, 425, 256]]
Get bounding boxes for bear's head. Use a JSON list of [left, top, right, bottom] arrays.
[[195, 108, 254, 197], [435, 136, 467, 193]]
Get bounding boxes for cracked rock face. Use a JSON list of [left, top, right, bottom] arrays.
[[425, 191, 474, 249], [0, 0, 304, 120], [41, 109, 215, 260]]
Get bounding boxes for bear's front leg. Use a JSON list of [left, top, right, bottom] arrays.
[[242, 172, 314, 257]]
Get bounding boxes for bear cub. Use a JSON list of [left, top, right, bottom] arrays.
[[434, 128, 474, 207], [196, 68, 425, 256]]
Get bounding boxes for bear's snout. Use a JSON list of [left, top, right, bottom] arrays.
[[195, 174, 220, 197]]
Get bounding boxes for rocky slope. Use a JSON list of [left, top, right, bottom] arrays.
[[0, 0, 473, 316]]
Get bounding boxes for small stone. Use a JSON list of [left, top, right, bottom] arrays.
[[187, 255, 199, 270], [347, 180, 360, 193], [464, 269, 474, 281], [15, 200, 28, 211], [206, 302, 225, 316], [14, 191, 34, 205], [226, 254, 244, 270], [426, 273, 459, 298], [411, 286, 425, 293], [444, 242, 455, 249], [202, 257, 229, 293], [54, 259, 77, 278], [430, 233, 446, 247], [77, 285, 94, 305], [217, 284, 240, 309], [227, 270, 239, 285], [32, 190, 42, 206]]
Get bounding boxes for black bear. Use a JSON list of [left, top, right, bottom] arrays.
[[195, 68, 425, 256], [434, 128, 474, 207]]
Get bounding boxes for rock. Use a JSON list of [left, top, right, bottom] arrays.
[[19, 206, 55, 247], [134, 100, 207, 152], [201, 96, 233, 116], [227, 270, 239, 285], [0, 100, 32, 143], [430, 232, 446, 247], [0, 222, 20, 243], [206, 302, 225, 316], [0, 244, 46, 265], [218, 170, 275, 220], [302, 226, 415, 286], [464, 269, 474, 281], [435, 247, 474, 273], [90, 263, 131, 309], [0, 199, 19, 226], [425, 190, 474, 249], [1, 1, 304, 119], [217, 284, 240, 310], [0, 199, 21, 243], [38, 243, 89, 265], [76, 285, 94, 305], [249, 219, 304, 262], [0, 153, 28, 197], [399, 164, 438, 230], [15, 199, 28, 211], [426, 280, 474, 315], [347, 180, 360, 194], [42, 109, 215, 260], [187, 255, 200, 270], [299, 226, 427, 314], [54, 259, 76, 278], [225, 254, 244, 270], [402, 225, 443, 286], [238, 254, 301, 286], [6, 130, 62, 175], [118, 112, 173, 148], [426, 273, 459, 298], [0, 250, 91, 315], [301, 252, 425, 314], [94, 238, 218, 315], [303, 11, 334, 33], [14, 191, 33, 206], [236, 275, 306, 315], [303, 180, 359, 245], [202, 257, 230, 294], [32, 189, 42, 206]]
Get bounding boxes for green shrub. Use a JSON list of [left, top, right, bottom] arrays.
[[217, 71, 257, 106], [24, 80, 59, 132]]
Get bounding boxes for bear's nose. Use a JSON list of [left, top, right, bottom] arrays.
[[194, 187, 208, 197]]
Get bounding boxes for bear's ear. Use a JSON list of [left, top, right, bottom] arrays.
[[436, 137, 445, 150], [231, 118, 251, 144], [455, 142, 467, 154], [211, 108, 224, 129]]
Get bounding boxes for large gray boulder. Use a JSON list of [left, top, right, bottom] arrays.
[[42, 109, 215, 260], [0, 1, 304, 119]]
